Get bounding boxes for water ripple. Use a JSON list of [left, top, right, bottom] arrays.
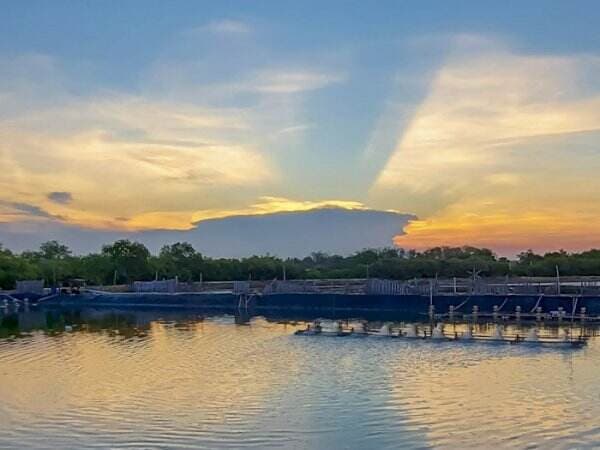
[[1, 313, 599, 449]]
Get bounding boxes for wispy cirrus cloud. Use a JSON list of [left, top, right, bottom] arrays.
[[244, 69, 344, 94], [275, 124, 313, 136], [202, 19, 251, 35]]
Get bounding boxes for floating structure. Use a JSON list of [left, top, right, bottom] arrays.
[[39, 275, 600, 297], [9, 275, 600, 322], [294, 321, 588, 348]]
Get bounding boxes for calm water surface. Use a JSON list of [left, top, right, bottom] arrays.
[[1, 308, 599, 449]]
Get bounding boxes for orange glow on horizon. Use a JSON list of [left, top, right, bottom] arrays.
[[395, 212, 600, 256]]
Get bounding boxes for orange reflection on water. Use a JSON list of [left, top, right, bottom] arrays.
[[0, 317, 300, 430]]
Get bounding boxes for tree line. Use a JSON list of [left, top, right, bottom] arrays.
[[2, 240, 600, 290]]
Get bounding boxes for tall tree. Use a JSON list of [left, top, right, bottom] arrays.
[[156, 242, 202, 281], [36, 241, 72, 286], [39, 241, 71, 260], [102, 240, 151, 283]]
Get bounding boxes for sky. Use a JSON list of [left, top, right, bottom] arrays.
[[1, 1, 600, 256]]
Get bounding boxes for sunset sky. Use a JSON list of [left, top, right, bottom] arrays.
[[1, 1, 600, 256]]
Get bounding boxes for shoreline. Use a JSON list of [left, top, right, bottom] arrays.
[[22, 291, 600, 318]]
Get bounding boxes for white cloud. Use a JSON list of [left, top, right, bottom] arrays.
[[0, 54, 282, 229], [245, 69, 344, 94], [0, 24, 346, 231], [203, 19, 251, 35], [275, 124, 313, 135]]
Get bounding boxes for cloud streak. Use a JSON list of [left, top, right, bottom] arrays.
[[244, 69, 344, 94], [0, 201, 64, 222], [370, 36, 600, 254], [202, 19, 251, 35]]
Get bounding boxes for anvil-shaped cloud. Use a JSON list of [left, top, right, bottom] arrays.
[[0, 205, 415, 257]]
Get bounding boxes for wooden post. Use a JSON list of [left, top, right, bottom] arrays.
[[555, 265, 561, 295], [429, 279, 433, 307]]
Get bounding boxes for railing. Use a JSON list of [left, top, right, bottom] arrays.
[[83, 276, 600, 296]]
